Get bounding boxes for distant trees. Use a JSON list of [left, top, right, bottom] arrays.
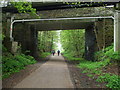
[[38, 31, 58, 53], [60, 29, 85, 58]]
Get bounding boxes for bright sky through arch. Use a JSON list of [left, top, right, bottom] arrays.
[[56, 30, 63, 51]]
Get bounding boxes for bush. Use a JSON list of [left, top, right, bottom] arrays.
[[62, 44, 119, 88], [95, 44, 120, 62], [40, 52, 51, 58], [62, 52, 84, 61], [78, 44, 120, 89], [78, 58, 110, 70], [2, 53, 36, 79], [96, 73, 120, 88], [95, 44, 120, 61]]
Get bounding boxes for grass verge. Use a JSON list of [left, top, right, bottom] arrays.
[[2, 53, 37, 79], [40, 52, 51, 58]]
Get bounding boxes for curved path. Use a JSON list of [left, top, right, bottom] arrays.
[[14, 54, 74, 88]]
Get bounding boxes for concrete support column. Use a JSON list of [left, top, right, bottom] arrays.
[[30, 25, 38, 59], [114, 10, 120, 51], [17, 24, 38, 59], [3, 13, 12, 52], [20, 24, 38, 59], [85, 24, 96, 61]]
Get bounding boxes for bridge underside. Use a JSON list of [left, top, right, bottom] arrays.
[[13, 19, 95, 60]]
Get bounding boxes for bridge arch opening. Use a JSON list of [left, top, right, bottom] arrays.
[[12, 17, 114, 60]]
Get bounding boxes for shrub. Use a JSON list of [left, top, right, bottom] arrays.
[[62, 52, 84, 61], [79, 44, 120, 89], [95, 44, 120, 62], [2, 53, 36, 79], [40, 52, 51, 58], [96, 73, 120, 88]]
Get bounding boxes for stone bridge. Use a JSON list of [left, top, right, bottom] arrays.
[[2, 2, 120, 60]]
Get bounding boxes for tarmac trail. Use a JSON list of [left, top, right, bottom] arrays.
[[14, 54, 74, 88]]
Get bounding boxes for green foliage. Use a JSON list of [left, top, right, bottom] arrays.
[[87, 74, 93, 78], [96, 73, 120, 88], [60, 29, 85, 58], [38, 31, 58, 53], [78, 44, 120, 88], [78, 58, 110, 70], [78, 59, 119, 88], [2, 53, 36, 79], [14, 54, 36, 65], [63, 52, 84, 61], [0, 33, 5, 41], [40, 52, 51, 58], [10, 1, 39, 18], [95, 44, 120, 62]]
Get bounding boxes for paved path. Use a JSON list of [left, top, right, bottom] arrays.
[[14, 54, 74, 88]]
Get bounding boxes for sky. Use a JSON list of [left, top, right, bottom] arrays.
[[56, 30, 63, 51]]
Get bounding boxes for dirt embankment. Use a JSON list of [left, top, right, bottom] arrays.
[[65, 60, 106, 88]]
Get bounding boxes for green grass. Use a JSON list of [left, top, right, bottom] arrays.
[[87, 74, 93, 77], [78, 59, 119, 88], [78, 58, 110, 70], [62, 53, 84, 61], [63, 44, 120, 89], [40, 52, 51, 58], [96, 73, 120, 89]]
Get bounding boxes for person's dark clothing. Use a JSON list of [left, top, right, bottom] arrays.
[[57, 50, 60, 56], [52, 50, 55, 56]]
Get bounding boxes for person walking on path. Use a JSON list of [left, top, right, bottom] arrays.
[[51, 50, 55, 56], [57, 50, 60, 56]]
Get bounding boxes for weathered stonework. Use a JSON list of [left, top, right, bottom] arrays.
[[14, 7, 114, 19], [13, 23, 39, 59], [85, 23, 99, 61], [11, 41, 18, 54]]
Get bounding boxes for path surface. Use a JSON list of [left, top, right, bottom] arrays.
[[14, 54, 74, 88]]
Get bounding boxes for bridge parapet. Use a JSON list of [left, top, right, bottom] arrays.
[[14, 7, 114, 19]]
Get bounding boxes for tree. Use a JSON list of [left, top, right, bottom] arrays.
[[60, 29, 85, 58]]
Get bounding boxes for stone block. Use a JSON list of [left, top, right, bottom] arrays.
[[11, 41, 18, 54]]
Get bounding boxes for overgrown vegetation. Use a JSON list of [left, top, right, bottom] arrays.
[[61, 29, 85, 58], [2, 33, 37, 79], [78, 58, 119, 89], [10, 1, 39, 18], [40, 52, 51, 58], [95, 44, 120, 62], [62, 52, 84, 61], [62, 30, 119, 89], [38, 31, 58, 56], [96, 73, 120, 88], [80, 45, 119, 88], [2, 52, 36, 79]]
